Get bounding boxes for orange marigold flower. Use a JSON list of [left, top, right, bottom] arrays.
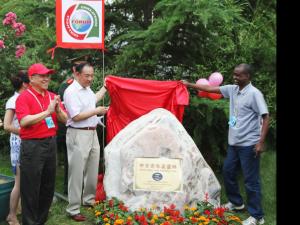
[[159, 213, 164, 218], [152, 214, 158, 220], [127, 216, 132, 221], [114, 219, 124, 225]]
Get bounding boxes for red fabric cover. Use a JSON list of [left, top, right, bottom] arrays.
[[95, 174, 106, 201], [105, 75, 189, 143]]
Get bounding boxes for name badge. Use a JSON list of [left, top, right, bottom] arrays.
[[228, 116, 237, 127], [45, 116, 55, 129]]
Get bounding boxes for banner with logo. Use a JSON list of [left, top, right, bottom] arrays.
[[56, 0, 104, 49]]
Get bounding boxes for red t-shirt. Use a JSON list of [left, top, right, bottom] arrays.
[[16, 86, 63, 139]]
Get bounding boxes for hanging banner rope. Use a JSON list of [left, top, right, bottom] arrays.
[[56, 0, 105, 50]]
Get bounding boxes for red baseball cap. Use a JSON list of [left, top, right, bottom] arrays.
[[28, 63, 55, 76]]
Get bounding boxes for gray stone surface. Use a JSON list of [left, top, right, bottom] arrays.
[[104, 108, 221, 211]]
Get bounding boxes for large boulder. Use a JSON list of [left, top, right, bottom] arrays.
[[104, 108, 221, 211]]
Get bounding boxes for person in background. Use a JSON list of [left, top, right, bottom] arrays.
[[15, 63, 67, 225], [4, 70, 29, 225], [182, 63, 269, 225], [64, 62, 108, 222]]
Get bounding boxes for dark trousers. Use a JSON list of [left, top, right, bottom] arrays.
[[20, 137, 57, 225], [223, 145, 263, 220]]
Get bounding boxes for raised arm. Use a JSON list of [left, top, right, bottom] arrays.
[[95, 86, 107, 103], [182, 80, 221, 93]]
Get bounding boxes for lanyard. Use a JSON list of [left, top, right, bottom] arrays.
[[27, 89, 51, 111]]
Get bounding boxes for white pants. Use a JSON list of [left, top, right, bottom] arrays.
[[66, 128, 100, 215]]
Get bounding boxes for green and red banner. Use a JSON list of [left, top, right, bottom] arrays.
[[56, 0, 104, 49]]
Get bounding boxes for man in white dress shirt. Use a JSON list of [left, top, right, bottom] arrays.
[[63, 62, 108, 221]]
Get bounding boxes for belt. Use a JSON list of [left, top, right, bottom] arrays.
[[68, 126, 97, 130], [29, 136, 55, 140]]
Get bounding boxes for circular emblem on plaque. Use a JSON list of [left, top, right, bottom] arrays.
[[152, 172, 163, 181]]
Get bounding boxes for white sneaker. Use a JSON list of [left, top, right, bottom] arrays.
[[222, 202, 245, 211], [242, 216, 265, 225]]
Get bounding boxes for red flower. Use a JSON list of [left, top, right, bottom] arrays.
[[134, 214, 139, 221], [2, 12, 17, 25], [109, 199, 114, 207], [15, 45, 26, 58], [12, 22, 26, 36], [0, 40, 5, 49], [170, 204, 176, 210], [213, 207, 225, 218], [147, 211, 153, 219], [139, 215, 146, 222], [204, 209, 210, 215]]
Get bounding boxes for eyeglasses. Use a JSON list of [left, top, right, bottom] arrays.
[[32, 74, 51, 79]]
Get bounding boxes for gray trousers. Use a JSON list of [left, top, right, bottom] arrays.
[[65, 128, 100, 215]]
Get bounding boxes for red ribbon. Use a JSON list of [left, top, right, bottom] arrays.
[[47, 46, 58, 59]]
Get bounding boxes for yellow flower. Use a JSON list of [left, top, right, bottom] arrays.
[[150, 219, 155, 224], [228, 215, 241, 221], [190, 207, 197, 211], [165, 216, 170, 220], [127, 216, 132, 221], [114, 219, 124, 225], [95, 211, 101, 217], [105, 223, 110, 225], [159, 213, 164, 218], [184, 204, 189, 210], [199, 216, 206, 221], [104, 218, 109, 222], [153, 214, 158, 220], [194, 211, 200, 216]]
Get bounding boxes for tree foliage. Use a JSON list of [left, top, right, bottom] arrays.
[[0, 0, 276, 164]]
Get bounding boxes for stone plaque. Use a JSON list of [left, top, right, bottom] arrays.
[[133, 157, 182, 192]]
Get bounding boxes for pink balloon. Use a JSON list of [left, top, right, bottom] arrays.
[[208, 72, 223, 86], [196, 78, 210, 98], [196, 78, 210, 85]]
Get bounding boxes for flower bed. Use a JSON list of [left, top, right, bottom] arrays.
[[94, 197, 242, 225]]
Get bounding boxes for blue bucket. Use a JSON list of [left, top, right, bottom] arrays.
[[0, 174, 15, 222]]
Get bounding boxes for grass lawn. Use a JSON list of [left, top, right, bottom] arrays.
[[0, 150, 276, 225]]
